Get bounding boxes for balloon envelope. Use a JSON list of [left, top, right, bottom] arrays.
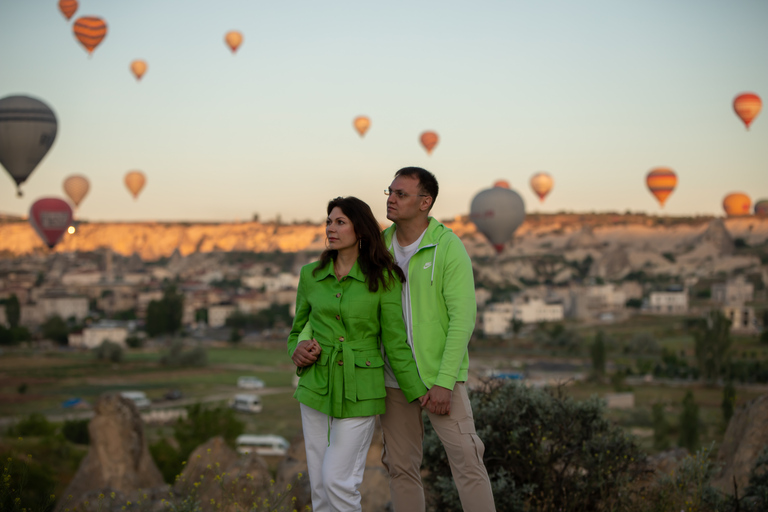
[[58, 0, 78, 20], [733, 93, 762, 130], [73, 16, 107, 54], [646, 167, 677, 207], [29, 197, 73, 249], [493, 180, 510, 189], [0, 95, 58, 196], [131, 60, 148, 81], [754, 200, 768, 216], [470, 184, 526, 253], [225, 31, 243, 53], [530, 172, 554, 202], [353, 116, 370, 137], [723, 192, 751, 217], [124, 170, 146, 199], [63, 175, 90, 207], [420, 131, 439, 154]]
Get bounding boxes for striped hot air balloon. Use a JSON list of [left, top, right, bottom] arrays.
[[723, 192, 751, 217], [73, 16, 107, 55], [353, 116, 370, 137], [733, 93, 762, 130], [754, 199, 768, 216], [646, 167, 677, 207], [58, 0, 78, 20], [420, 131, 439, 155], [63, 175, 90, 208]]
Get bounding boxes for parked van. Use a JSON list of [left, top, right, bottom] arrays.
[[235, 434, 290, 456], [230, 393, 262, 413], [120, 391, 151, 409]]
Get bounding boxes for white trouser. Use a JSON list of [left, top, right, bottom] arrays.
[[300, 404, 376, 512]]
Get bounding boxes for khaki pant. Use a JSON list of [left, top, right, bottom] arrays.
[[380, 384, 496, 512]]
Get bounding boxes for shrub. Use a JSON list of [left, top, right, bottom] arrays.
[[160, 339, 207, 367], [93, 340, 123, 363], [743, 445, 768, 511], [651, 402, 670, 450], [6, 413, 57, 438], [422, 381, 648, 512], [0, 454, 56, 512], [41, 315, 69, 345], [678, 391, 700, 452], [61, 419, 90, 445], [125, 335, 143, 349]]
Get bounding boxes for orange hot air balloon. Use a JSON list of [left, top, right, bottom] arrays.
[[225, 31, 243, 53], [130, 60, 148, 81], [353, 116, 370, 137], [124, 170, 146, 199], [722, 192, 751, 217], [530, 172, 554, 202], [420, 131, 439, 155], [73, 16, 107, 55], [646, 167, 677, 207], [63, 175, 90, 208], [733, 93, 762, 130], [58, 0, 78, 20], [493, 180, 510, 189]]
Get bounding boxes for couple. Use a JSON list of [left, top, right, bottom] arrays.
[[287, 167, 495, 512]]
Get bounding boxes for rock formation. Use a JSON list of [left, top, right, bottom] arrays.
[[711, 394, 768, 494], [689, 218, 734, 256], [58, 393, 166, 511], [565, 224, 601, 250]]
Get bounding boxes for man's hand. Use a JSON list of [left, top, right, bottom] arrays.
[[420, 385, 452, 415], [292, 339, 321, 367]]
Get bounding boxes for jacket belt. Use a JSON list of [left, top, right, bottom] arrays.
[[318, 336, 379, 417]]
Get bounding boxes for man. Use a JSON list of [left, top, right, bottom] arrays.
[[380, 167, 495, 512]]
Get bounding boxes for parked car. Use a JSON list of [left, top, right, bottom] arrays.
[[120, 391, 151, 409], [237, 376, 265, 389], [164, 389, 183, 401], [235, 434, 289, 456], [230, 393, 262, 414]]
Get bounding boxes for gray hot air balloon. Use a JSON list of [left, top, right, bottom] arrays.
[[469, 182, 526, 253], [0, 95, 58, 196]]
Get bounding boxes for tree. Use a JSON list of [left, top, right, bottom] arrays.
[[41, 315, 69, 345], [145, 284, 185, 338], [678, 391, 700, 452], [509, 317, 524, 338], [590, 331, 607, 378], [652, 402, 670, 450], [722, 381, 736, 426], [692, 310, 732, 385], [4, 294, 20, 328]]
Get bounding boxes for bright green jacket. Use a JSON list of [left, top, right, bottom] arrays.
[[287, 259, 426, 419], [382, 217, 477, 390]]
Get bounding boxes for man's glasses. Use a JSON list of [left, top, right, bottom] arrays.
[[384, 188, 428, 200]]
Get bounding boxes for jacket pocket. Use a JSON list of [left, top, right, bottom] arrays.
[[353, 352, 386, 400], [297, 351, 329, 395]]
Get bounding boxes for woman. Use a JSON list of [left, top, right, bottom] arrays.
[[288, 196, 426, 512]]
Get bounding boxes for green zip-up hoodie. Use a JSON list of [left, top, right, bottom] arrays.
[[382, 217, 477, 390]]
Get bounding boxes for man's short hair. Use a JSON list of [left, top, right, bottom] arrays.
[[394, 167, 439, 209]]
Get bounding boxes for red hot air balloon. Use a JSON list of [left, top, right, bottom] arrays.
[[58, 0, 78, 20], [646, 167, 677, 207], [225, 31, 243, 53], [420, 131, 439, 155], [733, 93, 762, 130], [723, 192, 751, 217], [493, 180, 510, 189], [73, 16, 107, 55], [29, 197, 73, 249]]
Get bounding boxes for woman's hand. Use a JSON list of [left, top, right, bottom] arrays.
[[292, 339, 321, 367]]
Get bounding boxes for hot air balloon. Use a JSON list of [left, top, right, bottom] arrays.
[[754, 200, 768, 216], [130, 60, 148, 81], [63, 175, 90, 208], [646, 167, 677, 207], [73, 16, 107, 55], [733, 93, 762, 130], [29, 197, 73, 249], [530, 172, 554, 202], [723, 192, 751, 217], [0, 95, 58, 196], [469, 182, 526, 254], [493, 180, 510, 189], [124, 170, 146, 199], [353, 116, 370, 137], [58, 0, 78, 20], [420, 131, 439, 155], [225, 31, 243, 53]]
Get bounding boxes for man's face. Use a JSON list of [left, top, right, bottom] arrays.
[[386, 175, 429, 224]]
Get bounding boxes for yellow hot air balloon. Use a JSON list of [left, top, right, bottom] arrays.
[[646, 167, 677, 207], [63, 175, 90, 207], [124, 170, 146, 199], [530, 172, 554, 202], [420, 131, 439, 155], [130, 60, 148, 81], [353, 116, 370, 137], [225, 31, 243, 53], [723, 192, 751, 217]]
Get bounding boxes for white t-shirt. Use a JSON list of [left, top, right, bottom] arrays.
[[383, 228, 427, 388]]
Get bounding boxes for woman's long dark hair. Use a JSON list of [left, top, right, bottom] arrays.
[[313, 196, 405, 292]]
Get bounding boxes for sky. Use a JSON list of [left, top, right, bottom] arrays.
[[1, 0, 767, 225]]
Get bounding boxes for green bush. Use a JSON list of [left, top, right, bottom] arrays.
[[160, 339, 207, 367], [125, 335, 143, 349], [0, 455, 56, 512], [93, 340, 124, 363], [743, 445, 768, 511], [61, 419, 90, 445], [6, 413, 57, 438], [422, 381, 648, 512]]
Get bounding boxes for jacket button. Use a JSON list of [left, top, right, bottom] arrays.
[[336, 315, 340, 320], [336, 293, 341, 298], [339, 336, 344, 342], [365, 361, 371, 366], [338, 361, 344, 366]]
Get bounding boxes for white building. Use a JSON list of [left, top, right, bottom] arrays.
[[712, 276, 754, 305], [61, 270, 103, 286], [71, 321, 129, 348], [722, 305, 757, 333], [482, 299, 564, 335], [242, 272, 299, 292], [209, 304, 237, 328], [648, 291, 688, 314], [38, 295, 89, 321]]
